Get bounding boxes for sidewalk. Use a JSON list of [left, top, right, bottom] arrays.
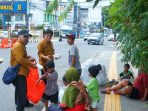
[[81, 51, 148, 111]]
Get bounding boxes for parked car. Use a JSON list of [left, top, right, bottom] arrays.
[[83, 32, 90, 41], [87, 33, 104, 45]]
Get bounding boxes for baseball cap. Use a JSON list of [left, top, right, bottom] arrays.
[[17, 30, 32, 37], [66, 33, 75, 40]]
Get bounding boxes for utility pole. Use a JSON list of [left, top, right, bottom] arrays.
[[10, 0, 14, 39], [58, 0, 62, 42], [25, 0, 29, 29], [77, 2, 81, 38]]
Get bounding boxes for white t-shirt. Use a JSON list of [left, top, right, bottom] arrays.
[[68, 44, 81, 70]]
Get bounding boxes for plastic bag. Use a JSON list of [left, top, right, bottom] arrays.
[[27, 68, 45, 104]]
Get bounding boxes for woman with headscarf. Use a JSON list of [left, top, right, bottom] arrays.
[[60, 67, 91, 111]]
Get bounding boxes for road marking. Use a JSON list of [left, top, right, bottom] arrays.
[[108, 51, 118, 80], [104, 51, 121, 111]]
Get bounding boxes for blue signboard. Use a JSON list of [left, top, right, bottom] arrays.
[[0, 1, 27, 14]]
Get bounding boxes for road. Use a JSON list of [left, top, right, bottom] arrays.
[[0, 38, 118, 111]]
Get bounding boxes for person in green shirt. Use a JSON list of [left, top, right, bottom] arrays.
[[119, 63, 134, 81], [86, 64, 102, 111]]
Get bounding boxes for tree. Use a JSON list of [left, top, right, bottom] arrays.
[[46, 0, 74, 21], [101, 6, 111, 28], [101, 0, 148, 72], [46, 0, 101, 21]]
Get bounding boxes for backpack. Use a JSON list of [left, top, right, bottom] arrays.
[[2, 64, 20, 85]]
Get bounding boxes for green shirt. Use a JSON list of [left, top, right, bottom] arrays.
[[86, 78, 100, 102], [119, 70, 134, 80]]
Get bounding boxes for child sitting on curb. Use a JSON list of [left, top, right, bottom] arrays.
[[105, 63, 134, 87], [119, 63, 134, 81]]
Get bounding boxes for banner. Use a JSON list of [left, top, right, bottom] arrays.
[[0, 1, 27, 14]]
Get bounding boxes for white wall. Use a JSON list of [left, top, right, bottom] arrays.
[[88, 7, 101, 24], [29, 0, 46, 26], [87, 1, 111, 25]]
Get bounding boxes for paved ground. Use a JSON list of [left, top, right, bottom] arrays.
[[0, 38, 147, 111]]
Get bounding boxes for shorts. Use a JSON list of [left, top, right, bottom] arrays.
[[129, 87, 139, 99], [91, 101, 98, 109], [42, 91, 59, 104]]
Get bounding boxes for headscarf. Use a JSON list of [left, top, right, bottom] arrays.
[[61, 67, 91, 110], [63, 67, 80, 83]]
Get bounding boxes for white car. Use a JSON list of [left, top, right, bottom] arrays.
[[83, 33, 90, 41], [87, 33, 104, 45]]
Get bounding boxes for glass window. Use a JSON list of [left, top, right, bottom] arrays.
[[15, 14, 23, 21]]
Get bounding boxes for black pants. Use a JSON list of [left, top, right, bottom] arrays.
[[13, 75, 27, 111]]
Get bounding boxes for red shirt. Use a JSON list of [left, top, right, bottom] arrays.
[[133, 73, 148, 99]]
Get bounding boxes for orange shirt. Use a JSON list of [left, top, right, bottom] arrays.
[[10, 41, 35, 77], [37, 39, 54, 67]]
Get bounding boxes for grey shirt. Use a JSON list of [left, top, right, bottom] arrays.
[[45, 70, 58, 96], [68, 44, 81, 70]]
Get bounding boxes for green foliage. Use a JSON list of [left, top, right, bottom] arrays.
[[58, 0, 74, 21], [36, 24, 44, 30], [46, 0, 74, 22], [93, 0, 100, 8], [86, 0, 101, 8], [102, 6, 111, 28], [102, 0, 148, 72], [46, 0, 58, 14]]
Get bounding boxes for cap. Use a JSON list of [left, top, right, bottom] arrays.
[[66, 33, 75, 40], [17, 30, 32, 37]]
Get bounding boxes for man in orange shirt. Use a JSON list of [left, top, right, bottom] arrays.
[[37, 29, 55, 78], [11, 30, 37, 111]]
